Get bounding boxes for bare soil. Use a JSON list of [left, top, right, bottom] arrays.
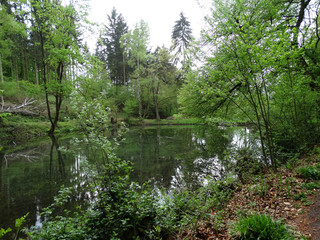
[[294, 192, 320, 240]]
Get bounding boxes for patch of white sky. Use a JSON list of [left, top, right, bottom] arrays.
[[86, 0, 211, 52]]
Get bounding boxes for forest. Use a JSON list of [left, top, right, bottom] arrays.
[[1, 0, 320, 239]]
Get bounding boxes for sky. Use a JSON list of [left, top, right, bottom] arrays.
[[86, 0, 210, 51]]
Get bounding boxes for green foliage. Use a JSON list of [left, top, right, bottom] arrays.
[[26, 188, 88, 240], [0, 112, 11, 123], [232, 214, 295, 240], [0, 4, 27, 82], [96, 7, 130, 86], [171, 12, 193, 65], [293, 193, 307, 201], [86, 160, 158, 240], [0, 81, 42, 102], [155, 176, 238, 236], [0, 213, 28, 240], [123, 98, 138, 118], [25, 120, 238, 239], [235, 148, 264, 184], [297, 165, 320, 180], [0, 228, 12, 238], [301, 182, 320, 190], [70, 90, 111, 134], [251, 176, 269, 197], [178, 0, 320, 168], [45, 81, 73, 97]]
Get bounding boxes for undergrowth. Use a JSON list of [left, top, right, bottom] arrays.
[[232, 214, 295, 240]]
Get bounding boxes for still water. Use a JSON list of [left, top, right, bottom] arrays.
[[0, 125, 257, 234]]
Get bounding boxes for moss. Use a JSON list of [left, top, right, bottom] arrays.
[[0, 115, 81, 144], [126, 118, 205, 126]]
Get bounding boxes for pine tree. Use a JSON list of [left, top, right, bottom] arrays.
[[97, 8, 130, 85], [171, 12, 193, 65]]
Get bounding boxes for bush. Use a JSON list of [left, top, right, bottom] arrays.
[[86, 160, 158, 240], [297, 165, 320, 180], [123, 98, 139, 118], [0, 81, 43, 103], [302, 182, 320, 190], [232, 214, 295, 240]]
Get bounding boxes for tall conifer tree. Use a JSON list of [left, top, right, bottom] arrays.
[[97, 8, 130, 85], [171, 12, 193, 65]]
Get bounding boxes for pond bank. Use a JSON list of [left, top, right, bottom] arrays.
[[0, 116, 207, 144], [1, 117, 319, 239], [0, 114, 251, 145], [175, 151, 320, 239]]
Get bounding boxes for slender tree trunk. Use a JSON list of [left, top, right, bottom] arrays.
[[152, 76, 160, 120], [22, 49, 26, 81], [35, 62, 39, 85], [154, 96, 160, 120], [24, 48, 29, 82], [0, 53, 4, 83], [123, 54, 126, 85], [254, 82, 275, 169], [50, 134, 65, 177], [137, 58, 142, 118], [38, 29, 54, 133], [14, 58, 18, 81], [11, 60, 14, 80], [247, 86, 269, 166], [49, 62, 64, 134], [0, 150, 3, 193]]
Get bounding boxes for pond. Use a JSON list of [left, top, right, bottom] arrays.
[[0, 125, 258, 236]]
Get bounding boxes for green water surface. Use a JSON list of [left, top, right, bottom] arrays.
[[0, 125, 256, 236]]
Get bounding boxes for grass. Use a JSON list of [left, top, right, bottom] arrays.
[[126, 118, 205, 126], [232, 214, 295, 240], [297, 165, 320, 180], [0, 114, 79, 145], [301, 182, 320, 190]]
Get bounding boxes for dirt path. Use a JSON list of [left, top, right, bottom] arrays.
[[294, 192, 320, 240]]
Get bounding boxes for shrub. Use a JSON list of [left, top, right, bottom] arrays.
[[86, 160, 158, 240], [232, 214, 295, 240], [297, 165, 320, 180], [293, 192, 307, 201], [302, 182, 320, 190]]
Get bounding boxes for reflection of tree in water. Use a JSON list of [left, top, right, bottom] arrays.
[[170, 126, 233, 190], [0, 149, 4, 194], [117, 126, 247, 190], [0, 136, 83, 235], [49, 134, 66, 179]]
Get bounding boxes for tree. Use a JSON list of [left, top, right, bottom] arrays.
[[121, 20, 150, 118], [171, 12, 193, 66], [149, 47, 178, 120], [179, 0, 320, 168], [30, 0, 84, 134], [0, 4, 26, 83], [96, 8, 130, 86]]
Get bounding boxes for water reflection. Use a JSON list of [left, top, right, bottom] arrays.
[[0, 125, 259, 236], [116, 125, 258, 190], [0, 135, 84, 239]]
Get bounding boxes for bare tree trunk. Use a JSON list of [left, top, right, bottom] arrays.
[[11, 60, 14, 80], [0, 53, 3, 83], [14, 58, 18, 82], [48, 62, 64, 135], [22, 49, 26, 81], [35, 62, 39, 85], [0, 150, 3, 192], [123, 54, 126, 85], [24, 48, 29, 82], [152, 77, 160, 120], [137, 58, 142, 118]]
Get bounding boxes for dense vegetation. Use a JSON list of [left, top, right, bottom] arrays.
[[1, 0, 320, 239]]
